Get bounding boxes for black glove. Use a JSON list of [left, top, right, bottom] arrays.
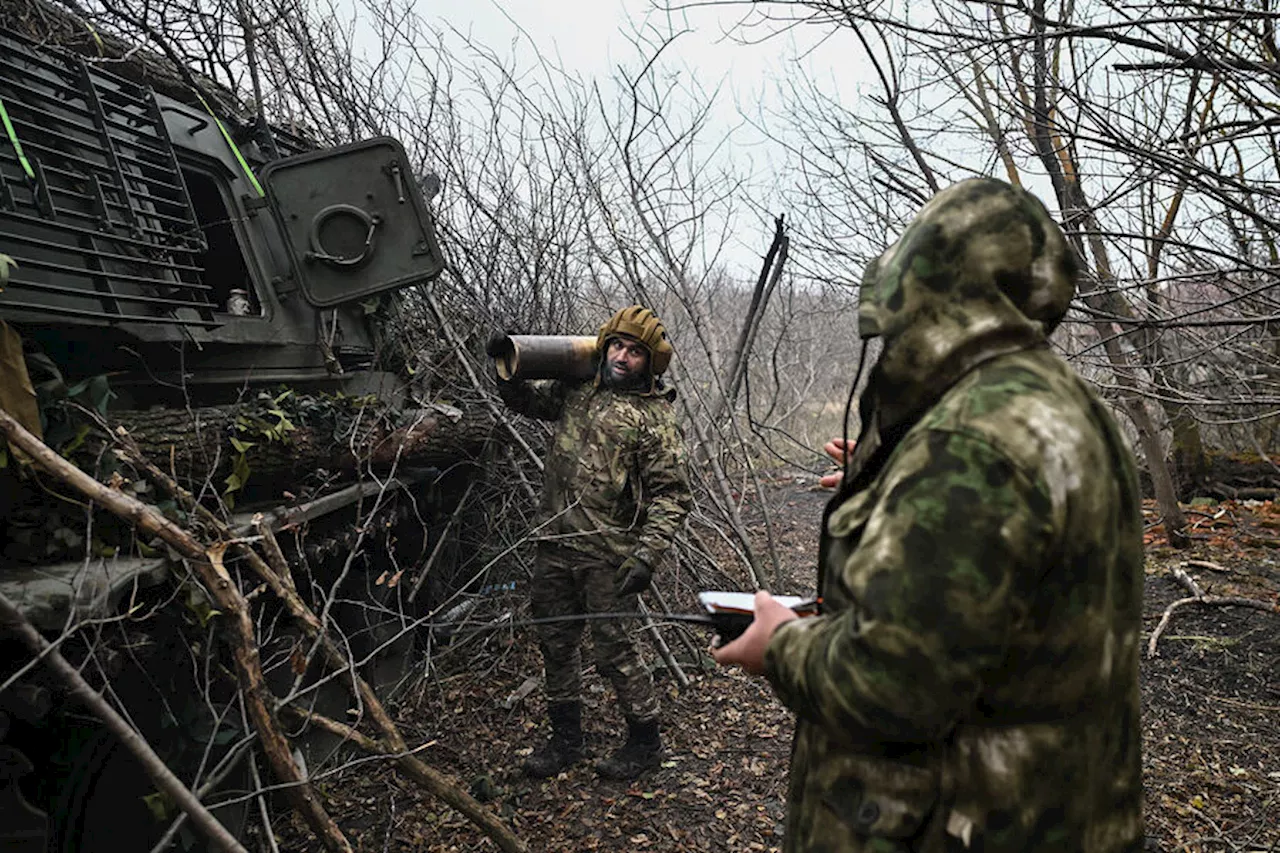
[[615, 557, 653, 597], [485, 331, 510, 358]]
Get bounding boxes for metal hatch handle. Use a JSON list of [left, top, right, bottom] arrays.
[[305, 204, 380, 267]]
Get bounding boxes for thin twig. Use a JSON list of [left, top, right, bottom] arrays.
[[1147, 588, 1278, 658], [407, 477, 478, 603], [638, 598, 689, 689], [249, 752, 281, 853], [147, 736, 258, 853], [0, 590, 249, 853], [424, 292, 541, 494], [648, 582, 708, 672]]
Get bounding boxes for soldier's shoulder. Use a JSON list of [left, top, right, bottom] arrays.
[[634, 389, 679, 423], [561, 380, 595, 404], [925, 349, 1078, 417], [921, 350, 1109, 471]]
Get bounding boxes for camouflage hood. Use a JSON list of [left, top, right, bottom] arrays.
[[857, 178, 1077, 433]]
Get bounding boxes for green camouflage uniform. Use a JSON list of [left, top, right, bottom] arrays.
[[500, 375, 692, 721], [763, 179, 1145, 852]]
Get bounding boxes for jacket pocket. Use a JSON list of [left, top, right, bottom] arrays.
[[817, 752, 940, 841]]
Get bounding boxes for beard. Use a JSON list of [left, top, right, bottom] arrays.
[[602, 361, 648, 390]]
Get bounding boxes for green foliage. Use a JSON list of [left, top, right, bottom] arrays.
[[25, 352, 116, 454], [216, 385, 397, 504], [222, 437, 253, 504], [141, 791, 173, 823], [181, 582, 221, 628], [2, 351, 172, 564], [223, 388, 299, 504]]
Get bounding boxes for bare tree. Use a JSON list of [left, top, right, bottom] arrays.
[[672, 0, 1280, 540]]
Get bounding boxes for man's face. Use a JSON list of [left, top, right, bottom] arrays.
[[603, 337, 650, 387]]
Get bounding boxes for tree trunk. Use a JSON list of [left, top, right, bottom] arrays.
[[1169, 407, 1208, 497], [1022, 2, 1191, 545], [1124, 400, 1189, 548], [106, 404, 490, 493]]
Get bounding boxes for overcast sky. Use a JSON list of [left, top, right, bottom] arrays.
[[435, 1, 822, 94], [419, 0, 876, 275]]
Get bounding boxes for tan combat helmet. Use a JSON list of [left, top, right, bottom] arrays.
[[596, 305, 674, 375]]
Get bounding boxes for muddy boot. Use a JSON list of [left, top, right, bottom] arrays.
[[596, 717, 661, 780], [522, 701, 583, 778]]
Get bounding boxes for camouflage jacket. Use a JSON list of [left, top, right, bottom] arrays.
[[498, 376, 692, 568], [764, 179, 1145, 853]]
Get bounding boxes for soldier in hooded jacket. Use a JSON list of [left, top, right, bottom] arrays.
[[494, 306, 693, 780], [713, 178, 1145, 853]]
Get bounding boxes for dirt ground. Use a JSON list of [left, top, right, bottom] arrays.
[[277, 484, 1280, 852]]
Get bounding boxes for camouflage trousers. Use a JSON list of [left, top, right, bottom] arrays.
[[530, 542, 659, 722]]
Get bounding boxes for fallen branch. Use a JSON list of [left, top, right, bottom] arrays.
[[638, 598, 689, 689], [281, 706, 528, 853], [148, 737, 257, 853], [1172, 566, 1204, 598], [1146, 567, 1279, 658], [0, 408, 352, 853], [254, 515, 298, 594], [110, 426, 529, 853], [0, 590, 249, 853], [1184, 559, 1232, 574]]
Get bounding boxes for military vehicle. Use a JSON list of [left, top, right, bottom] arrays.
[[0, 23, 459, 851], [0, 27, 443, 400]]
